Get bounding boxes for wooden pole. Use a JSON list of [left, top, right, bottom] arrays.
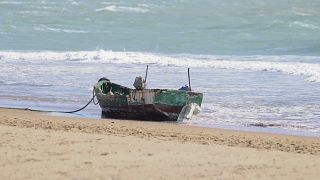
[[145, 65, 149, 83], [188, 68, 192, 91]]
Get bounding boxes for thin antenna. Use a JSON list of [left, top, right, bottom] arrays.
[[145, 65, 149, 83], [188, 68, 192, 91]]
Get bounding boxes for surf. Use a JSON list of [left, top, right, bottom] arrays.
[[1, 50, 320, 82]]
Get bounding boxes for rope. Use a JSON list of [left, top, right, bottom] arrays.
[[0, 88, 98, 114], [92, 87, 99, 105]]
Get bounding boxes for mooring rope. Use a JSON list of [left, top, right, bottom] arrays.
[[0, 88, 98, 114]]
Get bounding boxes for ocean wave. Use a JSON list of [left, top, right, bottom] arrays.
[[292, 7, 317, 17], [249, 122, 320, 134], [289, 21, 319, 30], [33, 25, 89, 33], [1, 51, 320, 82], [0, 81, 53, 87], [199, 103, 320, 133], [95, 5, 149, 13], [69, 1, 79, 5], [0, 94, 82, 103], [0, 1, 31, 5]]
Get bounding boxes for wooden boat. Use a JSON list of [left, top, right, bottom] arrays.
[[94, 69, 203, 121]]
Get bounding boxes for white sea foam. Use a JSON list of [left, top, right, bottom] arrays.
[[95, 5, 149, 13], [18, 10, 42, 15], [289, 21, 319, 30], [1, 51, 320, 82], [69, 0, 79, 5], [138, 4, 150, 8], [199, 103, 320, 133], [0, 1, 30, 5], [292, 7, 317, 17], [33, 25, 88, 33]]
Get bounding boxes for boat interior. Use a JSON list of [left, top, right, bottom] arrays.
[[99, 80, 131, 96]]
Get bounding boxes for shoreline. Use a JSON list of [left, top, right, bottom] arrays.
[[1, 108, 319, 155], [3, 105, 319, 138], [1, 108, 320, 179]]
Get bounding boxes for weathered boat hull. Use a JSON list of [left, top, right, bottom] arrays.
[[94, 79, 203, 121], [100, 104, 182, 121]]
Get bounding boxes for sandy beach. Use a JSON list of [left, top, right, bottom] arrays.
[[0, 108, 320, 179]]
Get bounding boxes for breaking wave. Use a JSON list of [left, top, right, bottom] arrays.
[[0, 1, 31, 5], [1, 50, 320, 82], [33, 25, 89, 33], [289, 21, 319, 30], [0, 81, 53, 87], [95, 5, 149, 13]]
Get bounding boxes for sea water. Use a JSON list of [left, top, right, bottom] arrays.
[[1, 0, 320, 136]]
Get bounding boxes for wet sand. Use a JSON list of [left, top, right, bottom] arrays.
[[0, 108, 320, 179]]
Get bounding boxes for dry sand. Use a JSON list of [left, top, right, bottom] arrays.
[[0, 108, 320, 179]]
